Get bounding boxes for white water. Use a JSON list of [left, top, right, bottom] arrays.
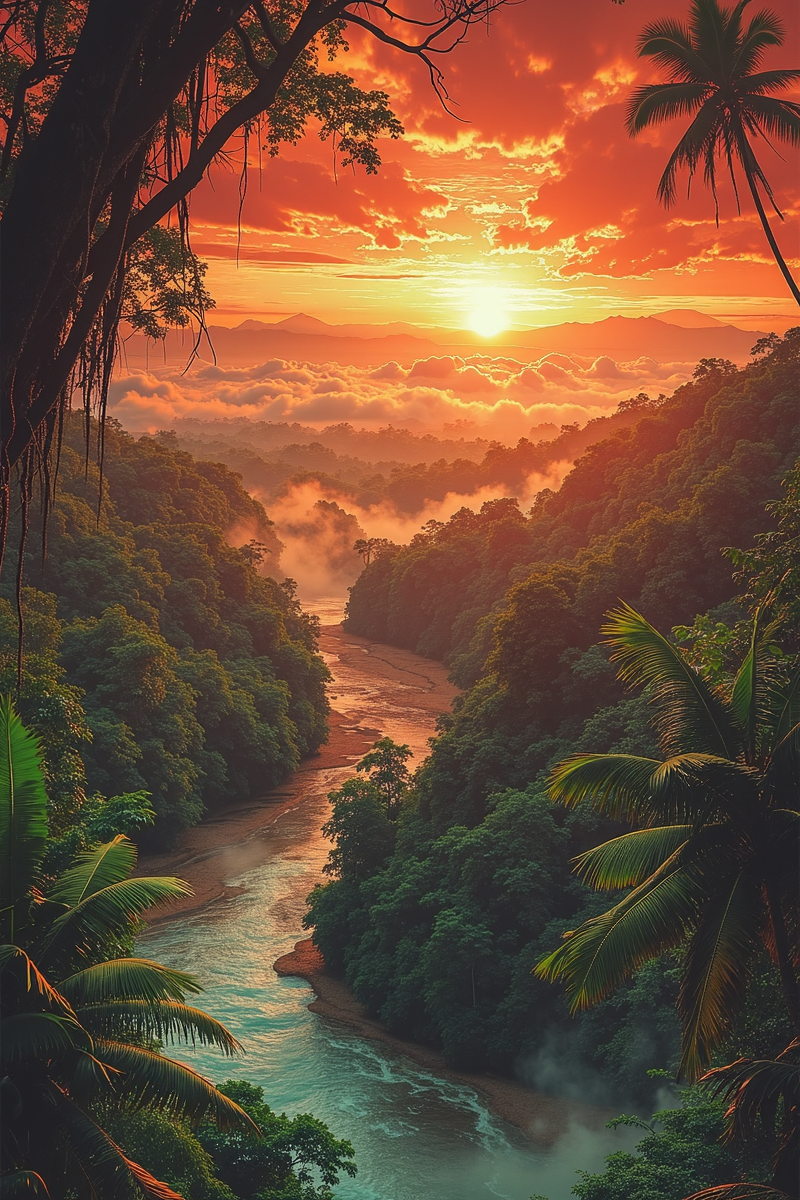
[[138, 602, 621, 1199]]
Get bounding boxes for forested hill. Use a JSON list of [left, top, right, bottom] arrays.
[[1, 420, 329, 844], [305, 332, 800, 1091], [346, 336, 800, 690]]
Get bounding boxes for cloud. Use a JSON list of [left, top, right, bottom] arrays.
[[108, 348, 695, 445]]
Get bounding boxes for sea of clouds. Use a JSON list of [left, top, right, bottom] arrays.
[[109, 350, 697, 442]]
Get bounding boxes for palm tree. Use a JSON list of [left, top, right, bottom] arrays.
[[688, 1038, 799, 1200], [0, 696, 258, 1198], [535, 604, 800, 1080], [626, 0, 800, 307]]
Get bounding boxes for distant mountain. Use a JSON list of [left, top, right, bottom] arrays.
[[653, 308, 728, 328], [119, 311, 764, 371]]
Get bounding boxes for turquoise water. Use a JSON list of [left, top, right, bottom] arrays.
[[139, 612, 618, 1199]]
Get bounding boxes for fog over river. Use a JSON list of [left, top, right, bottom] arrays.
[[138, 598, 632, 1200]]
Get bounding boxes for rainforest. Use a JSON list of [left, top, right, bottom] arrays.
[[1, 0, 799, 1198]]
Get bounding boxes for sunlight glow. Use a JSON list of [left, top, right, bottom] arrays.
[[466, 288, 510, 338]]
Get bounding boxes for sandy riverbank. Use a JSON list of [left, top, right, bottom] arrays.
[[139, 622, 456, 922], [274, 938, 607, 1145]]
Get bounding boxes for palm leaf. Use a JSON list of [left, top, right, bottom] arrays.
[[49, 837, 139, 906], [740, 69, 800, 95], [687, 1187, 793, 1200], [0, 1171, 50, 1197], [78, 1000, 243, 1054], [626, 81, 708, 135], [733, 8, 786, 77], [94, 1040, 260, 1134], [745, 96, 800, 145], [59, 959, 202, 1006], [39, 877, 192, 969], [573, 825, 692, 890], [678, 870, 763, 1078], [0, 945, 75, 1016], [547, 753, 663, 822], [603, 604, 740, 758], [0, 1012, 92, 1069], [534, 850, 698, 1009], [700, 1039, 800, 1143], [637, 17, 710, 82], [0, 696, 49, 935], [49, 1085, 186, 1200]]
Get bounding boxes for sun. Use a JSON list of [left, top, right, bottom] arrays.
[[465, 288, 510, 338]]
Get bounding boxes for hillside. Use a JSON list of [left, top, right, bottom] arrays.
[[0, 421, 330, 843]]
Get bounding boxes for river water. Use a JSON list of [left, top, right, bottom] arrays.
[[139, 600, 616, 1200]]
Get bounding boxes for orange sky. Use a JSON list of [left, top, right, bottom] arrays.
[[186, 0, 800, 330]]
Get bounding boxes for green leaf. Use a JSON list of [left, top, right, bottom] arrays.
[[49, 836, 139, 906], [0, 1012, 92, 1069], [547, 753, 663, 822], [49, 1085, 186, 1200], [40, 875, 192, 969], [573, 825, 692, 890], [602, 603, 740, 759], [678, 870, 763, 1078], [94, 1040, 260, 1135], [0, 695, 49, 934], [534, 850, 697, 1008], [59, 958, 202, 1006], [78, 1000, 242, 1055]]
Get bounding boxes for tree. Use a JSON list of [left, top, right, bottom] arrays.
[[321, 776, 395, 882], [536, 603, 800, 1079], [353, 538, 394, 567], [690, 1038, 800, 1200], [626, 0, 800, 307], [196, 1079, 357, 1200], [0, 0, 504, 552], [355, 737, 413, 819], [0, 695, 258, 1198]]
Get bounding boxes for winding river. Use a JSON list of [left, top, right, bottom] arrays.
[[138, 600, 615, 1200]]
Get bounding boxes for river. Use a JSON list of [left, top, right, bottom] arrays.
[[138, 600, 620, 1200]]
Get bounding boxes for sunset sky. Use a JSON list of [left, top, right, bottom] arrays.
[[186, 0, 800, 332]]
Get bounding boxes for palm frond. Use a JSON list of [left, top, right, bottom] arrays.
[[534, 851, 697, 1009], [687, 1187, 793, 1200], [0, 1012, 92, 1069], [573, 825, 692, 890], [740, 69, 800, 96], [0, 1171, 50, 1197], [729, 610, 781, 759], [603, 603, 740, 758], [637, 17, 710, 82], [49, 837, 138, 906], [626, 82, 709, 136], [0, 945, 74, 1015], [678, 871, 763, 1078], [78, 1001, 243, 1055], [59, 959, 202, 1006], [94, 1040, 260, 1135], [690, 0, 734, 82], [700, 1038, 800, 1144], [745, 96, 800, 146], [49, 1085, 186, 1200], [734, 8, 786, 78], [547, 753, 663, 822], [0, 696, 49, 932], [39, 877, 192, 969]]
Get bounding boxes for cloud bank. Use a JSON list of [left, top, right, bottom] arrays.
[[109, 350, 694, 443]]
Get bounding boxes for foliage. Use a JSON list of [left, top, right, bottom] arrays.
[[1, 419, 329, 843], [536, 604, 800, 1078], [570, 1092, 739, 1200], [196, 1079, 357, 1200], [355, 737, 413, 818], [0, 698, 255, 1199]]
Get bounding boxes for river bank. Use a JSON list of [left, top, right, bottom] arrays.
[[139, 620, 606, 1155], [139, 621, 456, 921], [275, 937, 604, 1145]]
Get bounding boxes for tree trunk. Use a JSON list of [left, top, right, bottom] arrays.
[[742, 158, 800, 309]]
